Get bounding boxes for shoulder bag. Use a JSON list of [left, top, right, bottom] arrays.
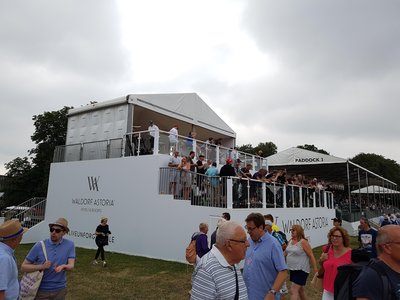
[[19, 241, 48, 300], [310, 244, 330, 292]]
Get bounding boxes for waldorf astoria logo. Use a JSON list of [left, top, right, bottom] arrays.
[[88, 176, 100, 191]]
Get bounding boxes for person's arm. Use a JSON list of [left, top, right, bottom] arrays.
[[0, 290, 5, 300], [21, 259, 52, 273], [54, 258, 75, 273], [302, 240, 318, 273], [264, 270, 287, 300]]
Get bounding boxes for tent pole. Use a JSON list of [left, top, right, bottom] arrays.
[[347, 161, 352, 217], [358, 168, 361, 216]]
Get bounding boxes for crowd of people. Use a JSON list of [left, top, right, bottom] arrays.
[[166, 149, 332, 209], [190, 214, 400, 300]]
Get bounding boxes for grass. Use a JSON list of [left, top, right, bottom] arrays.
[[15, 237, 359, 300]]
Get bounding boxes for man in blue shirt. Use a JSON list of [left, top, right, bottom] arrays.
[[243, 213, 287, 300], [21, 217, 75, 300], [0, 219, 28, 300]]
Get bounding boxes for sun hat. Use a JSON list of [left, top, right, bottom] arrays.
[[0, 219, 28, 241], [49, 217, 70, 233]]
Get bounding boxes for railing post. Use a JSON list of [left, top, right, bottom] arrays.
[[106, 140, 110, 158], [227, 177, 233, 209], [313, 191, 316, 207], [154, 133, 159, 154], [262, 182, 266, 209], [283, 185, 287, 208], [79, 143, 83, 161]]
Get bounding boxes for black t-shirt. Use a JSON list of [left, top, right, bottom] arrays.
[[196, 160, 206, 174], [219, 164, 236, 177], [353, 260, 400, 300]]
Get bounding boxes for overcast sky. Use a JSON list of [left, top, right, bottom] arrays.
[[1, 0, 399, 175]]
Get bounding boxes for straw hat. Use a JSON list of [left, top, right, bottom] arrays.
[[49, 217, 70, 233], [0, 219, 28, 241]]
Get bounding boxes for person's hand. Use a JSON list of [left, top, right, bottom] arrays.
[[42, 260, 52, 270], [54, 265, 65, 273], [320, 252, 328, 263]]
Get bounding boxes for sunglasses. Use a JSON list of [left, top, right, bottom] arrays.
[[50, 228, 64, 233]]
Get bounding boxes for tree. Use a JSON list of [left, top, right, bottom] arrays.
[[237, 141, 278, 157], [236, 144, 254, 154], [297, 144, 329, 155], [3, 107, 71, 206], [254, 142, 277, 157], [351, 153, 400, 185]]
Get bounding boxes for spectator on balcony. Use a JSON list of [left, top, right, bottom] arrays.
[[147, 120, 159, 152], [168, 124, 179, 152], [196, 154, 206, 192], [186, 131, 196, 151], [168, 151, 181, 196], [177, 156, 192, 200]]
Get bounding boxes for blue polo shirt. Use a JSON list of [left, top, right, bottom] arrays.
[[243, 232, 287, 300], [0, 242, 19, 300], [25, 238, 75, 291]]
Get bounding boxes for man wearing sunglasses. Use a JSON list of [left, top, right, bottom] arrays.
[[21, 217, 76, 300]]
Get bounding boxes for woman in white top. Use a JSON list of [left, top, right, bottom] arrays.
[[285, 224, 318, 300]]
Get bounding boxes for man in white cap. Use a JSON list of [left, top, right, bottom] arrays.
[[0, 219, 28, 300], [21, 217, 75, 300]]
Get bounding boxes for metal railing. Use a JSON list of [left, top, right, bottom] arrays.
[[159, 167, 334, 210], [53, 130, 266, 169], [2, 197, 47, 228], [53, 138, 123, 162]]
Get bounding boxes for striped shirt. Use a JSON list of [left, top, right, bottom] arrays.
[[191, 246, 248, 300]]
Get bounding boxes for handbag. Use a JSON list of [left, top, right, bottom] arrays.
[[19, 241, 48, 300], [310, 272, 324, 291]]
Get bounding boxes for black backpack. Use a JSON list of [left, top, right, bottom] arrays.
[[334, 259, 394, 300]]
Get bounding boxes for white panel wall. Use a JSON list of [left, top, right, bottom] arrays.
[[23, 155, 335, 263], [66, 104, 129, 145]]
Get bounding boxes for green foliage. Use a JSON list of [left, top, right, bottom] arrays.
[[3, 107, 71, 206], [351, 153, 400, 185], [237, 142, 277, 157], [297, 144, 330, 155]]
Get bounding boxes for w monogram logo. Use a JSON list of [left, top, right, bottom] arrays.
[[88, 176, 100, 191]]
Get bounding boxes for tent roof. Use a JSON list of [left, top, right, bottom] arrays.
[[68, 93, 235, 138], [266, 147, 396, 186], [351, 185, 400, 194], [267, 147, 347, 166], [128, 93, 235, 137]]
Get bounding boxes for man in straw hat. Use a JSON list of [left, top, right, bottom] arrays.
[[0, 219, 28, 300], [21, 217, 75, 300]]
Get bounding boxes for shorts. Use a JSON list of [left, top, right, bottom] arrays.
[[289, 270, 309, 286]]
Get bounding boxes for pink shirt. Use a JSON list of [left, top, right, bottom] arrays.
[[322, 248, 352, 293]]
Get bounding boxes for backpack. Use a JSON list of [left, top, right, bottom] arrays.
[[185, 232, 199, 264], [277, 230, 288, 244], [334, 259, 393, 300]]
